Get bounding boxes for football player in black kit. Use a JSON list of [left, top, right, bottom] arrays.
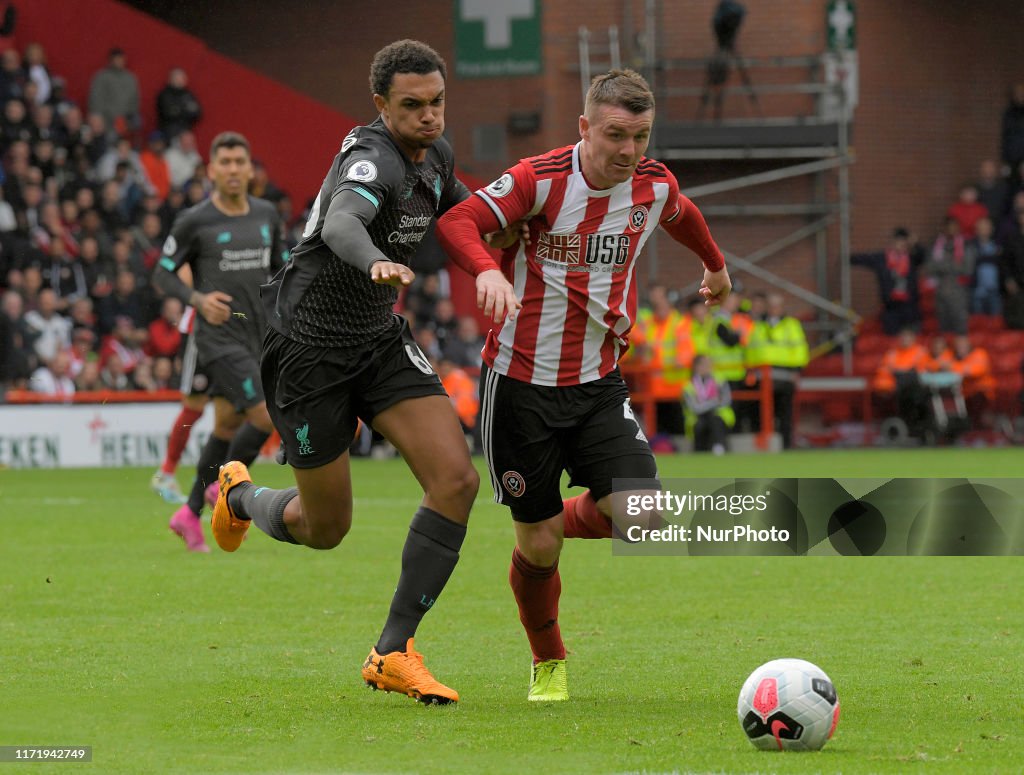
[[153, 131, 285, 553], [210, 40, 520, 705]]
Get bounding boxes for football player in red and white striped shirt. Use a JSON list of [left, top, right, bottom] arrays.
[[436, 69, 730, 701]]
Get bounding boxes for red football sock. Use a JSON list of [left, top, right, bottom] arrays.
[[162, 406, 203, 474], [509, 547, 565, 662], [563, 491, 612, 539]]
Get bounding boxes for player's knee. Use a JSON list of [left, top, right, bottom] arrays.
[[519, 529, 563, 567], [430, 463, 479, 510], [308, 520, 350, 550]]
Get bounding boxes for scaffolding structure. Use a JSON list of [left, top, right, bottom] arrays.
[[577, 16, 858, 369]]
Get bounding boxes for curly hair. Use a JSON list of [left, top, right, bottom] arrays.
[[369, 39, 447, 97]]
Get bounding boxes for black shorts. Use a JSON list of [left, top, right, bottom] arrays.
[[262, 318, 446, 469], [201, 344, 265, 412], [179, 333, 211, 397], [479, 364, 659, 523]]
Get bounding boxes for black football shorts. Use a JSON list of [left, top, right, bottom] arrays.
[[479, 364, 659, 522]]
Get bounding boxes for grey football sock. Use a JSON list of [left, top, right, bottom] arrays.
[[229, 483, 299, 544], [375, 507, 467, 654]]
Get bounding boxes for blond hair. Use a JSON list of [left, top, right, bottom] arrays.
[[584, 69, 654, 118]]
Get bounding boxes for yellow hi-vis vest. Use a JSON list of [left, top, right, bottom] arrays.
[[633, 308, 693, 397], [745, 316, 809, 369], [706, 312, 750, 382]]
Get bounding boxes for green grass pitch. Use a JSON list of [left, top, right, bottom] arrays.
[[1, 448, 1022, 773]]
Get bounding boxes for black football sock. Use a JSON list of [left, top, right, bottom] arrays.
[[228, 483, 299, 544], [225, 422, 272, 467], [186, 435, 230, 515], [375, 507, 467, 654]]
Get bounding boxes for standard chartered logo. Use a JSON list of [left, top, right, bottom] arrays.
[[387, 214, 433, 244], [218, 247, 271, 271]]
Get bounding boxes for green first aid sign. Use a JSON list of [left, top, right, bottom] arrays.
[[826, 0, 856, 51], [455, 0, 542, 78]]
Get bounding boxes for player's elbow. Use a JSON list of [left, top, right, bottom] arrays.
[[321, 216, 345, 255]]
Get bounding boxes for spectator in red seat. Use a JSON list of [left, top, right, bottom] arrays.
[[873, 328, 931, 439], [1001, 83, 1024, 177], [947, 185, 988, 239], [88, 47, 140, 139], [971, 216, 1002, 316], [976, 159, 1010, 221], [1, 97, 32, 147], [82, 112, 109, 165], [99, 314, 144, 376], [150, 355, 175, 390], [851, 227, 925, 335], [24, 286, 70, 363], [44, 237, 87, 311], [29, 103, 58, 146], [67, 297, 97, 339], [1, 289, 34, 387], [145, 296, 182, 359], [77, 235, 112, 301], [925, 216, 974, 335], [0, 47, 24, 103], [165, 130, 203, 190], [59, 104, 85, 153], [99, 349, 132, 390], [0, 183, 16, 232], [950, 335, 995, 417], [29, 347, 74, 397], [924, 335, 953, 373], [139, 131, 171, 201], [1002, 207, 1024, 329], [66, 325, 96, 378], [133, 212, 165, 271], [156, 67, 202, 140], [74, 356, 102, 392], [22, 42, 51, 106], [247, 159, 284, 203], [96, 269, 146, 336]]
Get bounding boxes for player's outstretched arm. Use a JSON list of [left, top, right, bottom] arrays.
[[321, 189, 392, 275], [661, 193, 731, 305], [437, 196, 521, 323]]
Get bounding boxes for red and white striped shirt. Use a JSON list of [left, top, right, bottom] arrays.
[[438, 142, 723, 386]]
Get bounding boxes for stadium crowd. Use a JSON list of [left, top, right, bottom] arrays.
[[0, 38, 1020, 448], [849, 88, 1024, 442], [0, 42, 487, 416]]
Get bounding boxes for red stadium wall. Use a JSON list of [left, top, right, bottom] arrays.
[[10, 0, 486, 323], [12, 0, 355, 209]]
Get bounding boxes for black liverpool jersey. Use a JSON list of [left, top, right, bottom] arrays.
[[263, 116, 468, 349], [158, 196, 284, 362]]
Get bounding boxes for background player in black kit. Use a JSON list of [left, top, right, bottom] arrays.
[[209, 41, 517, 705], [153, 132, 285, 552]]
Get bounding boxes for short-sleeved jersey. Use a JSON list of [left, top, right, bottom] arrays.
[[264, 116, 467, 349], [473, 142, 680, 386], [158, 197, 283, 362]]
